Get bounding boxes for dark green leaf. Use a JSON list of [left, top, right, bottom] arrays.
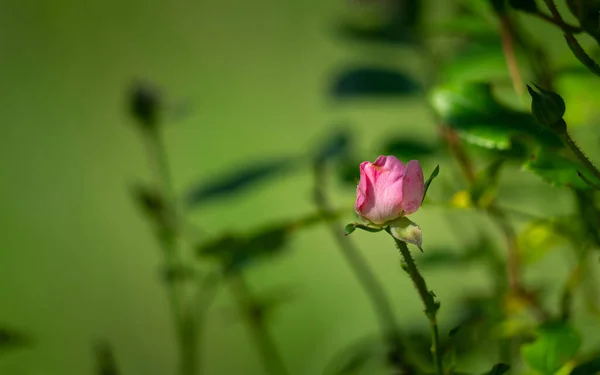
[[381, 137, 439, 162], [94, 342, 120, 375], [523, 148, 600, 190], [129, 81, 161, 129], [197, 226, 290, 273], [483, 363, 511, 375], [0, 326, 30, 352], [449, 326, 461, 337], [422, 165, 440, 204], [441, 39, 511, 83], [337, 158, 362, 187], [335, 0, 421, 45], [570, 355, 600, 375], [564, 34, 600, 77], [331, 67, 420, 99], [344, 223, 357, 236], [508, 0, 537, 13], [430, 82, 563, 150], [184, 157, 300, 208], [521, 321, 581, 375]]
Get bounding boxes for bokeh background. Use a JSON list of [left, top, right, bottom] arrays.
[[2, 1, 600, 375]]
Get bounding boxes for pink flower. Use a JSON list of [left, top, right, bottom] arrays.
[[354, 155, 424, 225]]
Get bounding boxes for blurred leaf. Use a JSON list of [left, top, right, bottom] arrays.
[[432, 15, 496, 37], [483, 363, 511, 375], [517, 220, 565, 265], [430, 82, 563, 150], [570, 355, 600, 375], [508, 0, 537, 13], [197, 226, 289, 273], [184, 157, 300, 208], [381, 137, 439, 162], [442, 40, 513, 83], [470, 158, 504, 207], [523, 148, 600, 190], [336, 0, 421, 45], [94, 342, 120, 375], [0, 326, 30, 352], [337, 158, 362, 187], [331, 67, 420, 99], [313, 129, 352, 164], [522, 322, 582, 375]]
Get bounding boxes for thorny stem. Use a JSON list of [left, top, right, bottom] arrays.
[[313, 164, 414, 374], [394, 239, 443, 375], [562, 130, 600, 184], [229, 274, 290, 375]]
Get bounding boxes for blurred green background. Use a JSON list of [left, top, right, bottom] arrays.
[[2, 0, 600, 374]]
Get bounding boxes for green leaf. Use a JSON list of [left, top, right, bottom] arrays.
[[335, 0, 421, 45], [441, 40, 512, 83], [570, 355, 600, 375], [331, 67, 420, 99], [0, 326, 30, 353], [483, 363, 511, 375], [422, 165, 440, 204], [521, 322, 582, 375], [184, 157, 300, 208], [430, 82, 563, 150], [94, 342, 121, 375], [523, 148, 600, 190], [566, 0, 600, 44], [508, 0, 538, 13], [564, 34, 600, 77], [381, 137, 439, 162]]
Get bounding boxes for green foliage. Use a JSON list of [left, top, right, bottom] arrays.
[[196, 226, 290, 274], [430, 82, 563, 150], [566, 0, 600, 44], [523, 148, 600, 190], [508, 0, 538, 13], [184, 157, 300, 208], [331, 67, 421, 99], [521, 322, 582, 375], [483, 363, 511, 375], [336, 0, 421, 45], [0, 326, 30, 353], [313, 129, 352, 164], [94, 342, 121, 375], [381, 137, 439, 162], [570, 355, 600, 375]]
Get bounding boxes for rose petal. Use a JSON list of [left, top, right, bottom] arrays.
[[358, 155, 406, 224], [401, 160, 424, 215]]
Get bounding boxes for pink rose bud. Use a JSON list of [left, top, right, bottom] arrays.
[[354, 155, 425, 225]]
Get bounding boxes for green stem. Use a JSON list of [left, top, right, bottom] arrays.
[[313, 165, 414, 373], [394, 239, 443, 375], [230, 274, 290, 375], [145, 127, 198, 375], [562, 131, 600, 183]]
